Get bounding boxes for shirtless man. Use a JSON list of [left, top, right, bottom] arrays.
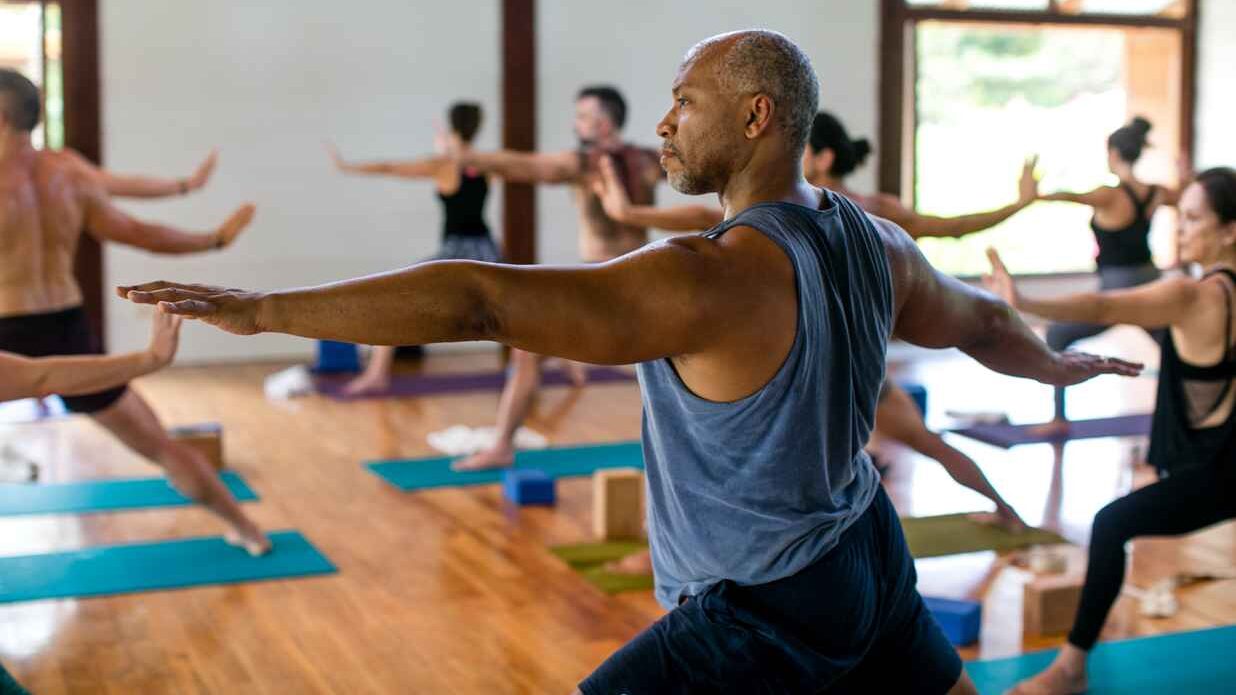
[[0, 68, 267, 555], [120, 31, 1137, 692], [449, 85, 661, 470]]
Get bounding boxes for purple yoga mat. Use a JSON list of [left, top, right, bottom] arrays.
[[951, 413, 1152, 448], [314, 366, 636, 401]]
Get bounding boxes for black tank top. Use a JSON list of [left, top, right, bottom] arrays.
[[1092, 183, 1156, 268], [438, 169, 490, 240], [1148, 268, 1236, 475]]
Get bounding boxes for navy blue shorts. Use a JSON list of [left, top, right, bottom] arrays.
[[580, 487, 962, 694], [0, 307, 127, 414]]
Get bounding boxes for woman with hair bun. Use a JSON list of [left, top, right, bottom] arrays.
[[327, 102, 501, 396], [1036, 117, 1186, 432]]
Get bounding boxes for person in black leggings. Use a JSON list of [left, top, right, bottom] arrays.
[[327, 102, 501, 395], [986, 166, 1236, 695], [1036, 117, 1188, 432]]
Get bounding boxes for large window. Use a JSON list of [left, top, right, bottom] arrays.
[[0, 1, 63, 150], [881, 0, 1196, 275]]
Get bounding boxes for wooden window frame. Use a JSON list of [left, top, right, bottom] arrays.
[[878, 0, 1199, 203]]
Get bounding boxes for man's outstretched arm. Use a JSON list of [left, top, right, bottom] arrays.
[[455, 148, 580, 184], [119, 229, 788, 367], [876, 217, 1141, 386]]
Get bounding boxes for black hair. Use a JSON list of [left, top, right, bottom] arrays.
[[576, 85, 627, 129], [448, 102, 483, 143], [1195, 167, 1236, 226], [1108, 116, 1152, 164], [0, 68, 41, 133], [808, 111, 871, 177]]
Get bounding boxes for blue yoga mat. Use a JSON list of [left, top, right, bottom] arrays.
[[366, 441, 643, 491], [966, 626, 1236, 694], [0, 471, 257, 517], [0, 530, 336, 604]]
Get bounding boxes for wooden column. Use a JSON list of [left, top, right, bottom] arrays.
[[502, 0, 536, 265]]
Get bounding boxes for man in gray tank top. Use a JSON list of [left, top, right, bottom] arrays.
[[119, 31, 1141, 695]]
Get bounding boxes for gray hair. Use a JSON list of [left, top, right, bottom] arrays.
[[687, 30, 819, 154]]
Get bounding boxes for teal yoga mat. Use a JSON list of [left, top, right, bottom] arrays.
[[366, 441, 643, 491], [0, 530, 336, 604], [966, 626, 1236, 694], [0, 471, 257, 517]]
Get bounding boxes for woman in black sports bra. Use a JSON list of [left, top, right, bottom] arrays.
[[328, 102, 501, 396], [987, 167, 1236, 695], [1036, 117, 1186, 430]]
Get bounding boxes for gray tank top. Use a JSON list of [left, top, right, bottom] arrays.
[[637, 190, 892, 607]]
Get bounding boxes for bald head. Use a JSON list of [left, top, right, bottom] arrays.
[[683, 30, 819, 155]]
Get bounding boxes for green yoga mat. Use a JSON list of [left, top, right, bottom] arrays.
[[0, 660, 30, 695], [0, 530, 336, 604], [0, 471, 257, 517], [365, 441, 643, 492], [553, 514, 1067, 595], [966, 625, 1236, 694], [901, 513, 1066, 559]]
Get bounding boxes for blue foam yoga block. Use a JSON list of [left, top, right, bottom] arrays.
[[898, 381, 928, 417], [315, 340, 360, 373], [924, 596, 981, 646], [502, 468, 555, 506]]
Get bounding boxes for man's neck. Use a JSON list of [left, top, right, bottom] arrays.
[[720, 151, 818, 218], [0, 131, 34, 164]]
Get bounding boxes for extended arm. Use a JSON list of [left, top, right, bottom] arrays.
[[69, 149, 219, 198], [82, 172, 255, 254], [119, 230, 783, 367], [0, 313, 180, 401], [879, 219, 1140, 386], [1039, 186, 1115, 207], [869, 156, 1039, 239], [455, 147, 580, 184], [592, 155, 722, 231], [985, 248, 1197, 330], [327, 143, 447, 179]]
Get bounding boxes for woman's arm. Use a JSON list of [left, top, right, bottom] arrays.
[[327, 143, 447, 179], [0, 313, 181, 401], [985, 248, 1197, 330]]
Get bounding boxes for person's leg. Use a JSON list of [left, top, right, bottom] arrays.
[[876, 384, 1026, 531], [90, 391, 269, 555], [1011, 464, 1236, 694], [341, 345, 396, 396], [453, 349, 544, 470]]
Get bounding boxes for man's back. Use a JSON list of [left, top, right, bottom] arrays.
[[0, 148, 89, 318]]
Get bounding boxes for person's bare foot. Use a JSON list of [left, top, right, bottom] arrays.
[[341, 369, 391, 397], [1029, 419, 1072, 440], [452, 446, 515, 471], [1007, 659, 1087, 694], [604, 549, 653, 575], [224, 528, 272, 557]]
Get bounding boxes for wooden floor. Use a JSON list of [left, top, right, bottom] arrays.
[[2, 328, 1234, 694]]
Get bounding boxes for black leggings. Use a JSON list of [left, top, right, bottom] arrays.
[[1068, 463, 1236, 650]]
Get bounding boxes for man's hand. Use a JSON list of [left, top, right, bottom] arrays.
[[1050, 351, 1143, 387], [215, 203, 257, 249], [590, 155, 631, 222], [1018, 155, 1039, 205], [147, 311, 183, 366], [184, 149, 220, 193], [325, 142, 347, 170], [120, 282, 266, 336]]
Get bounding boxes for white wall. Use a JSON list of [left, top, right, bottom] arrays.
[[1197, 0, 1236, 169], [101, 1, 501, 361], [534, 1, 879, 264]]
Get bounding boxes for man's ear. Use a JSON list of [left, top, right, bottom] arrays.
[[744, 94, 774, 140]]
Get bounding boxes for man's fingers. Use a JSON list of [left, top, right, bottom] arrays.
[[128, 288, 210, 305], [158, 299, 218, 317]]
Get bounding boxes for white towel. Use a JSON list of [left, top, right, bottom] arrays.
[[264, 365, 314, 400], [427, 425, 548, 456], [0, 445, 38, 483]]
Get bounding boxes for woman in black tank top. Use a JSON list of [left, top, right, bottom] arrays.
[[1035, 117, 1188, 428], [328, 102, 500, 396], [987, 167, 1236, 695]]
